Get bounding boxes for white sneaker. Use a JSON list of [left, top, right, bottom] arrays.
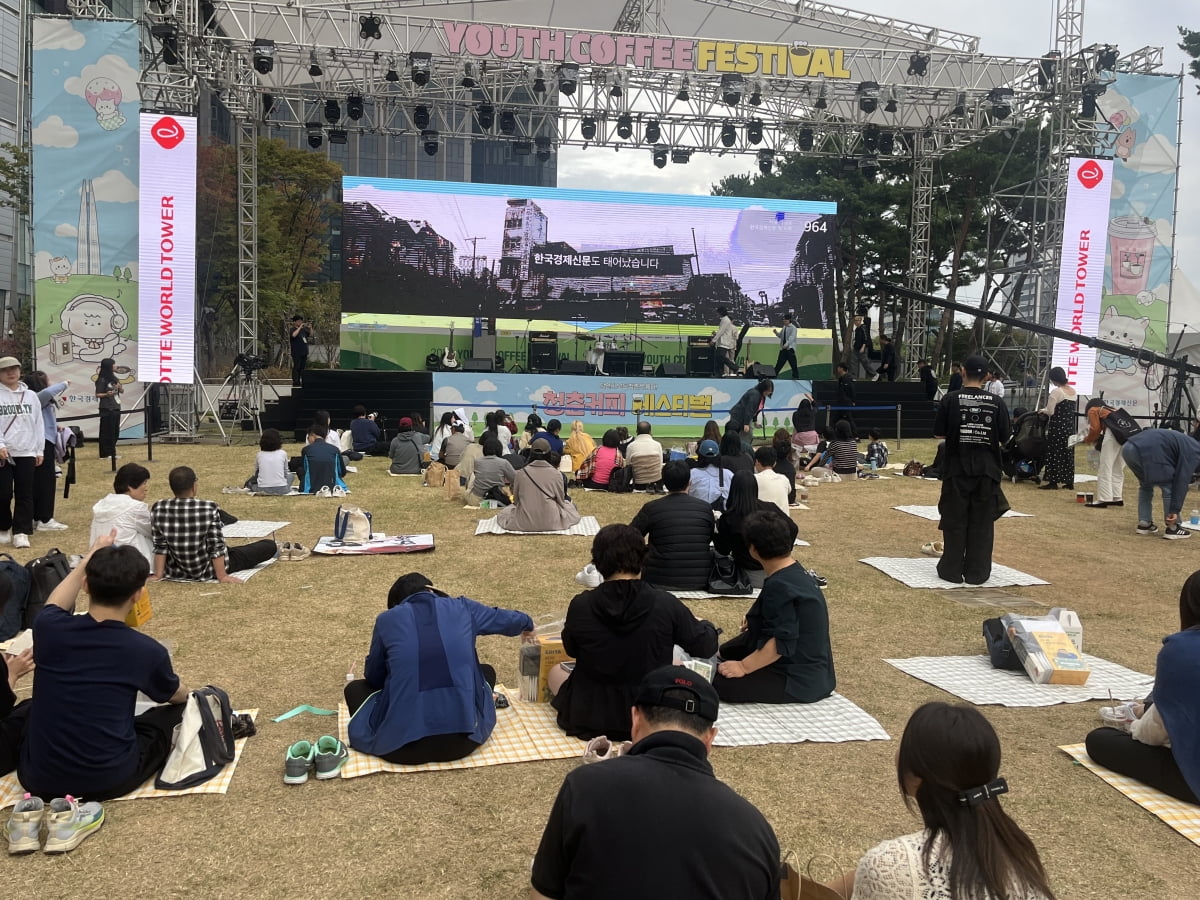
[[331, 486, 347, 498], [6, 793, 44, 855], [36, 519, 68, 531], [12, 534, 30, 549], [0, 530, 9, 545], [575, 564, 602, 588], [42, 796, 103, 854], [315, 486, 332, 498], [344, 465, 358, 474]]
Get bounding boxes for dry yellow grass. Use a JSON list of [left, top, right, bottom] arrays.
[[5, 437, 1200, 898]]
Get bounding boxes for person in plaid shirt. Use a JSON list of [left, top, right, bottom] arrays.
[[148, 467, 276, 583]]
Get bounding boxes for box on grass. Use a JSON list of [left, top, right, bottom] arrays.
[[518, 634, 575, 703], [125, 587, 153, 628], [1001, 612, 1090, 685]]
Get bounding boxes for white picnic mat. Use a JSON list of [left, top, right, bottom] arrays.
[[312, 534, 435, 555], [164, 556, 276, 584], [860, 557, 1049, 589], [885, 655, 1154, 707], [713, 693, 889, 746], [222, 520, 290, 539], [474, 515, 601, 536], [892, 505, 1032, 522], [674, 589, 762, 600], [1074, 473, 1098, 483]]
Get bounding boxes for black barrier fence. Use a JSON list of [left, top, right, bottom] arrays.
[[57, 405, 154, 481]]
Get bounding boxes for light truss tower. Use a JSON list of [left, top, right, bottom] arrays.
[[614, 0, 663, 34]]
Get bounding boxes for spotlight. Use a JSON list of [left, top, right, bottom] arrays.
[[857, 81, 879, 114], [746, 119, 763, 145], [884, 87, 898, 114], [384, 61, 400, 83], [720, 122, 737, 148], [645, 119, 661, 144], [609, 71, 625, 97], [512, 141, 532, 156], [652, 144, 668, 169], [1096, 45, 1119, 72], [797, 127, 814, 151], [988, 87, 1014, 120], [950, 92, 967, 118], [476, 103, 495, 130], [530, 67, 546, 95], [327, 129, 348, 145], [748, 82, 763, 107], [535, 136, 552, 163], [422, 129, 439, 156], [721, 73, 744, 106], [878, 132, 896, 155], [676, 76, 690, 103], [862, 124, 879, 153], [671, 148, 691, 164], [757, 149, 774, 175], [152, 25, 179, 67], [306, 122, 323, 149], [616, 114, 633, 140], [814, 87, 827, 111], [499, 109, 517, 135], [461, 61, 478, 88], [347, 94, 364, 121], [580, 116, 597, 140], [358, 15, 382, 41], [558, 63, 579, 96], [413, 105, 430, 129], [907, 52, 929, 77], [308, 50, 322, 78], [261, 93, 275, 119], [324, 98, 341, 123], [252, 39, 275, 75], [410, 52, 432, 86]]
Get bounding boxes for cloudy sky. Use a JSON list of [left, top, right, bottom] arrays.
[[557, 0, 1199, 308]]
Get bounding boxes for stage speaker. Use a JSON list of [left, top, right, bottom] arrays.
[[605, 351, 645, 377], [687, 345, 714, 375], [558, 359, 588, 375], [528, 341, 558, 372], [462, 357, 495, 372], [746, 363, 777, 379], [655, 363, 687, 377]]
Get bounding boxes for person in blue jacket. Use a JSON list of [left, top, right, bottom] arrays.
[[345, 573, 534, 764], [297, 425, 347, 494], [1120, 425, 1200, 539]]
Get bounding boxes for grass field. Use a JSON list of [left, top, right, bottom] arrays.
[[6, 437, 1200, 899]]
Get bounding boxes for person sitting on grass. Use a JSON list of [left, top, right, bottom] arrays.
[[772, 428, 798, 505], [865, 428, 890, 470], [533, 418, 566, 457], [245, 428, 294, 495], [688, 439, 733, 508], [9, 534, 190, 857], [713, 510, 835, 704], [548, 525, 719, 742], [439, 422, 472, 470], [719, 429, 755, 475], [388, 417, 429, 475], [297, 424, 348, 494], [89, 462, 154, 565], [828, 418, 862, 476], [148, 466, 277, 584], [0, 647, 34, 779], [349, 405, 389, 456], [625, 421, 665, 490], [496, 439, 581, 533], [753, 445, 791, 516], [563, 420, 596, 475], [630, 460, 716, 592], [343, 572, 534, 765], [578, 429, 625, 490], [714, 472, 779, 590], [468, 437, 517, 506]]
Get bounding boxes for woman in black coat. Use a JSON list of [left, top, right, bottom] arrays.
[[714, 471, 781, 589]]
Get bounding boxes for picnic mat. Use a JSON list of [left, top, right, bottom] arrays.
[[336, 691, 584, 776], [1074, 473, 1098, 483], [312, 534, 435, 555], [165, 557, 276, 583], [885, 655, 1154, 707], [892, 505, 1032, 522], [0, 709, 258, 810], [1059, 743, 1200, 847], [860, 557, 1049, 589], [674, 589, 762, 600], [713, 693, 889, 747], [474, 516, 601, 537], [222, 520, 290, 539]]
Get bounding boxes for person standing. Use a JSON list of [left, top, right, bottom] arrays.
[[25, 371, 69, 532], [852, 312, 874, 379], [1082, 399, 1126, 508], [1120, 426, 1200, 540], [1038, 366, 1078, 491], [727, 379, 773, 450], [933, 355, 1011, 585], [289, 315, 312, 388], [712, 306, 738, 376], [877, 334, 898, 382], [772, 312, 799, 380], [834, 362, 857, 435], [917, 358, 939, 400], [95, 357, 122, 460], [986, 369, 1006, 400], [0, 358, 45, 550], [947, 361, 964, 393]]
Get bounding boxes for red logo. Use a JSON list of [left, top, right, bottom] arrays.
[[150, 116, 185, 151], [1076, 160, 1104, 189]]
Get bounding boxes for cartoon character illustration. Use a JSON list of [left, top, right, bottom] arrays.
[[59, 293, 128, 362], [84, 76, 126, 131], [1095, 306, 1149, 375], [1107, 111, 1137, 161], [49, 257, 72, 283]]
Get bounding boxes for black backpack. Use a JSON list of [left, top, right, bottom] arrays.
[[983, 618, 1025, 672], [24, 549, 71, 630], [608, 465, 634, 494], [0, 553, 32, 641]]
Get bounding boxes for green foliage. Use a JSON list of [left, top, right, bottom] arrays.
[[0, 142, 30, 217], [1181, 28, 1200, 89]]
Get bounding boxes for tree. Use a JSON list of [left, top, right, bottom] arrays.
[[0, 142, 30, 217], [1180, 27, 1200, 90]]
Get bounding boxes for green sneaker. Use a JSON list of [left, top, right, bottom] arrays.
[[284, 740, 316, 784], [7, 793, 45, 855], [42, 796, 103, 854], [314, 735, 349, 780]]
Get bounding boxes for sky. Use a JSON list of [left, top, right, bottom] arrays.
[[556, 0, 1200, 309]]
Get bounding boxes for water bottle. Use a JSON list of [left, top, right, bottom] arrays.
[[1191, 509, 1199, 526]]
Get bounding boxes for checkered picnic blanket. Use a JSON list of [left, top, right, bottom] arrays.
[[713, 693, 889, 747], [892, 505, 1032, 522], [673, 589, 761, 601], [221, 520, 290, 539], [164, 556, 277, 584], [336, 690, 585, 777], [0, 710, 258, 810], [1060, 743, 1200, 847], [885, 656, 1154, 707], [860, 557, 1049, 589], [474, 515, 601, 537]]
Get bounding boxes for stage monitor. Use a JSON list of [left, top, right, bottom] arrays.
[[342, 177, 837, 329]]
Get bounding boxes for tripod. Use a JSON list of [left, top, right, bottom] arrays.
[[215, 362, 280, 438], [1156, 355, 1198, 432]]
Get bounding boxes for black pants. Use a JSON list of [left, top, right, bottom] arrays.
[[33, 440, 56, 524], [0, 699, 30, 776], [227, 540, 277, 573], [712, 632, 793, 704], [344, 664, 496, 765], [98, 407, 120, 458], [774, 348, 799, 379], [292, 354, 307, 388], [937, 474, 999, 585], [1086, 727, 1198, 804], [716, 347, 738, 376], [0, 456, 36, 535]]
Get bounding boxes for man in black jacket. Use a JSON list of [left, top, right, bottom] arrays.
[[630, 461, 716, 591], [877, 334, 898, 382], [727, 379, 773, 450], [834, 362, 857, 435]]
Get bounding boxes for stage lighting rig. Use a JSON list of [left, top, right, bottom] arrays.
[[1081, 83, 1106, 118], [1096, 45, 1119, 72], [1037, 51, 1059, 88], [499, 109, 517, 135], [410, 52, 432, 86], [884, 87, 898, 114], [878, 131, 896, 155], [324, 98, 341, 123], [422, 130, 439, 155], [814, 86, 827, 111], [327, 129, 347, 145], [950, 92, 967, 118], [757, 149, 774, 175], [535, 136, 553, 163], [616, 114, 633, 140], [530, 67, 547, 95], [797, 127, 814, 151], [513, 141, 532, 156], [671, 148, 691, 164], [261, 93, 275, 119], [857, 82, 879, 114], [580, 117, 597, 140], [862, 124, 879, 153], [652, 144, 668, 169], [152, 25, 180, 66], [720, 73, 743, 106], [384, 60, 400, 82], [305, 122, 323, 148], [252, 39, 275, 75], [461, 61, 478, 88], [609, 71, 626, 97], [644, 119, 661, 143], [413, 105, 430, 129], [347, 94, 363, 121], [720, 122, 737, 147], [359, 15, 382, 41], [308, 50, 322, 78], [988, 87, 1014, 120], [676, 76, 690, 102], [558, 63, 579, 96], [907, 52, 929, 77], [746, 119, 763, 145], [748, 81, 763, 107], [476, 103, 495, 130]]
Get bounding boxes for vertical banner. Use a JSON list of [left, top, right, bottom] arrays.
[[1051, 158, 1113, 393], [30, 18, 140, 436], [138, 114, 196, 383], [1093, 74, 1180, 413]]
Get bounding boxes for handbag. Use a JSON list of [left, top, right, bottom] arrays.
[[781, 852, 849, 900], [333, 505, 372, 543], [707, 551, 752, 595], [1102, 406, 1142, 445], [156, 685, 236, 790], [983, 617, 1025, 671]]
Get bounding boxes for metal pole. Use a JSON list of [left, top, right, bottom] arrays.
[[896, 404, 902, 450]]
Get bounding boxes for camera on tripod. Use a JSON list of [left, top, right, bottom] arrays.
[[233, 353, 267, 378]]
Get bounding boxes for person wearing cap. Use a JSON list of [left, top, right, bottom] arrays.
[[727, 379, 774, 450], [531, 665, 781, 900], [0, 356, 45, 550], [496, 438, 581, 532], [388, 416, 430, 475], [933, 354, 1011, 584], [345, 572, 534, 765], [773, 312, 799, 380], [687, 439, 733, 508]]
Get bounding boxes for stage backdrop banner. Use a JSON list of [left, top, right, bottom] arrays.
[[1050, 158, 1112, 394], [138, 113, 196, 383], [1092, 73, 1179, 415], [30, 17, 141, 437], [432, 372, 813, 438]]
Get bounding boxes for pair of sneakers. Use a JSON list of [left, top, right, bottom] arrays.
[[7, 794, 104, 855], [313, 486, 349, 499], [284, 735, 349, 784], [0, 530, 30, 549], [1137, 522, 1192, 539], [279, 541, 310, 561]]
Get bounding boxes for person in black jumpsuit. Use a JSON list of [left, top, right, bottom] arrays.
[[934, 355, 1011, 585]]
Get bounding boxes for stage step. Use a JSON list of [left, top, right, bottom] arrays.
[[287, 371, 434, 439], [811, 379, 939, 440]]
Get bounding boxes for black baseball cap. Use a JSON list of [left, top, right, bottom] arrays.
[[963, 355, 988, 378], [634, 665, 719, 722]]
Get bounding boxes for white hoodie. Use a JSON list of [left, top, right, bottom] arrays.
[[0, 383, 45, 457], [90, 492, 154, 564]]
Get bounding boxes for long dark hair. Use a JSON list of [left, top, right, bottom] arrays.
[[898, 703, 1055, 900], [98, 358, 116, 381], [719, 431, 744, 458], [1180, 570, 1200, 631], [724, 471, 760, 521], [702, 420, 722, 444]]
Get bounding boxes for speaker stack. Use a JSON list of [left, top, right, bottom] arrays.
[[655, 363, 687, 377], [528, 331, 558, 373], [686, 336, 714, 376]]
